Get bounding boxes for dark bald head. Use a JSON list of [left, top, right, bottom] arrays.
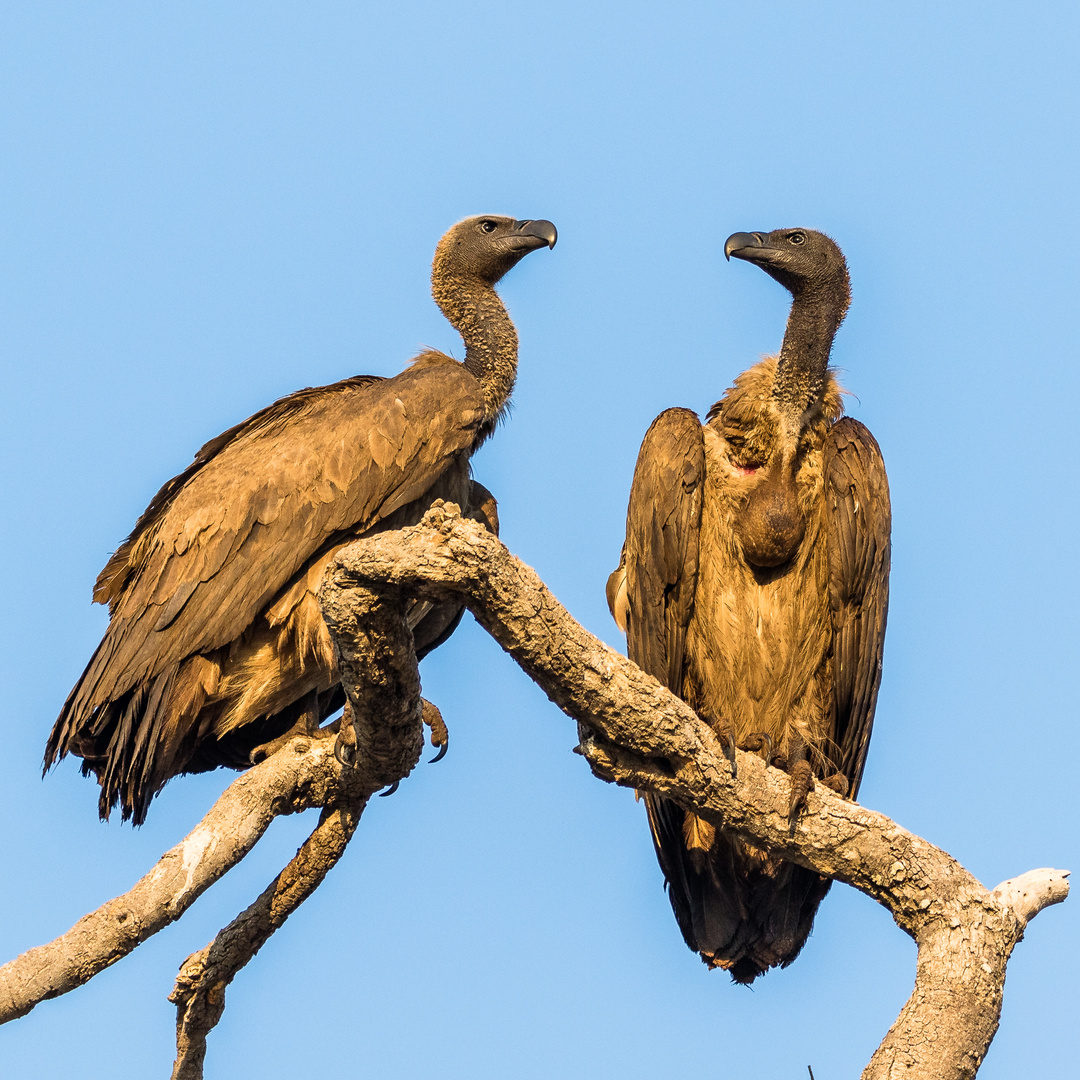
[[725, 228, 850, 316], [433, 215, 558, 286]]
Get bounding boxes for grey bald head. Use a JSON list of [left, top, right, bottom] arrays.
[[725, 228, 850, 317], [434, 215, 558, 286]]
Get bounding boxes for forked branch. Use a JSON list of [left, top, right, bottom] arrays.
[[321, 502, 1069, 1080], [0, 504, 1067, 1080], [169, 798, 365, 1080]]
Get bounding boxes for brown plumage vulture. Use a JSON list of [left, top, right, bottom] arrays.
[[607, 228, 890, 983], [46, 214, 557, 824]]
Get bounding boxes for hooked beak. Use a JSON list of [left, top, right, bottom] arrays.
[[513, 219, 558, 249], [724, 231, 774, 263]]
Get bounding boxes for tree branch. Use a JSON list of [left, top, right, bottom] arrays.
[[169, 798, 365, 1080], [2, 503, 1067, 1080], [0, 574, 428, 1029], [321, 501, 1069, 1080], [0, 737, 353, 1025]]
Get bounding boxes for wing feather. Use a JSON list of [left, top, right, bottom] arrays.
[[822, 417, 891, 796], [608, 408, 706, 949], [613, 407, 705, 692], [58, 358, 483, 735]]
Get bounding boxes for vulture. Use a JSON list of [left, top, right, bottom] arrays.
[[607, 229, 890, 983], [45, 214, 557, 824]]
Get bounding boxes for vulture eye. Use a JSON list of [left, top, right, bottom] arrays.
[[479, 220, 498, 234], [789, 232, 806, 245]]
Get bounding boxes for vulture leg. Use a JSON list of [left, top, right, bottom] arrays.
[[249, 689, 326, 765], [422, 698, 449, 763]]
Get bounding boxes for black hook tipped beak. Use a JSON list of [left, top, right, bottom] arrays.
[[724, 232, 765, 261], [515, 219, 558, 249]]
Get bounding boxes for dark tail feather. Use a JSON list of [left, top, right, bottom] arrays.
[[645, 794, 831, 983]]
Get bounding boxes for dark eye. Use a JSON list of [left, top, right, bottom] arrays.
[[789, 232, 806, 245], [479, 220, 497, 233]]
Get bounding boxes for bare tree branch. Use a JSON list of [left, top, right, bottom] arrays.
[[1, 502, 1067, 1080], [0, 738, 352, 1024], [320, 502, 1069, 1080], [169, 798, 365, 1080], [0, 564, 434, 1033]]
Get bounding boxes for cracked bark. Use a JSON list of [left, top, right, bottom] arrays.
[[0, 503, 1068, 1080]]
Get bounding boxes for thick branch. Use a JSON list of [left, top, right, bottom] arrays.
[[318, 578, 425, 784], [323, 502, 1069, 1080], [169, 798, 365, 1080], [3, 503, 1067, 1080]]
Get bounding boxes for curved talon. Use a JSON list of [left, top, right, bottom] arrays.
[[334, 734, 356, 767], [421, 698, 449, 764], [378, 780, 400, 797], [334, 703, 357, 766], [738, 732, 773, 763]]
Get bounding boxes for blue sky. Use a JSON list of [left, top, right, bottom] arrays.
[[2, 3, 1077, 1076]]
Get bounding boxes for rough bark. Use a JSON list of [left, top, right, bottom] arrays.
[[169, 799, 364, 1080], [166, 581, 426, 1078], [0, 502, 1067, 1080], [320, 502, 1069, 1080], [0, 736, 359, 1025], [0, 581, 423, 1029]]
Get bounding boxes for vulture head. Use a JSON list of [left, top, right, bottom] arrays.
[[724, 228, 850, 318], [433, 215, 558, 286]]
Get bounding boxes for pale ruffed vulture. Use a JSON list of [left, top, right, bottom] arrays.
[[46, 215, 557, 824], [607, 229, 890, 983]]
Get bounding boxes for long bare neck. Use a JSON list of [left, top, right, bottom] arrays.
[[432, 271, 518, 424], [773, 285, 846, 428]]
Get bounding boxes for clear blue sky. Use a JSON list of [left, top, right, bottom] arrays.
[[2, 3, 1077, 1077]]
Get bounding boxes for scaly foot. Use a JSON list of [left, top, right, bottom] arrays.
[[738, 732, 773, 763], [334, 702, 357, 766], [820, 772, 849, 797], [764, 734, 815, 824], [423, 698, 449, 763]]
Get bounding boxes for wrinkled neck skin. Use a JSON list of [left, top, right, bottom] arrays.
[[432, 271, 518, 428], [735, 285, 843, 570]]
